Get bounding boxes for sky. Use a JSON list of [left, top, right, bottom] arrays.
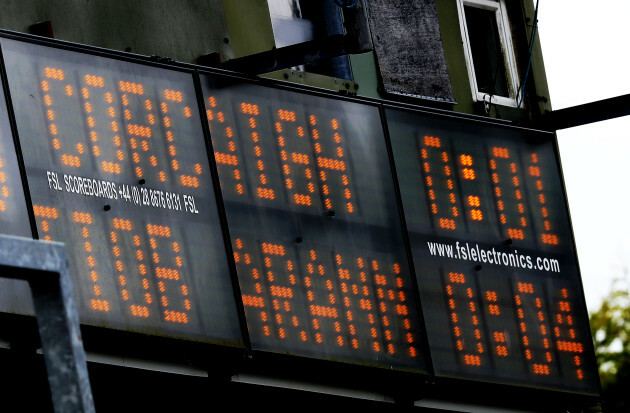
[[537, 1, 630, 311]]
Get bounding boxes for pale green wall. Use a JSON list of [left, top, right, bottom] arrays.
[[0, 0, 552, 120], [222, 0, 275, 59], [0, 0, 231, 64], [435, 0, 476, 114]]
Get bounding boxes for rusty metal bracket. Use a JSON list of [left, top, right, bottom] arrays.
[[0, 235, 94, 413]]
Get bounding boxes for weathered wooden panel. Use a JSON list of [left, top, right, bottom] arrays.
[[365, 0, 454, 102]]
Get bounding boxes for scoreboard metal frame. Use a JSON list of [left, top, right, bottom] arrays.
[[0, 29, 601, 410]]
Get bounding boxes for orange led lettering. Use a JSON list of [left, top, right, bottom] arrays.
[[109, 218, 154, 318], [307, 115, 356, 214], [445, 271, 485, 366], [525, 152, 560, 246], [276, 110, 319, 208], [41, 67, 98, 168], [158, 89, 202, 187], [514, 280, 556, 376], [421, 137, 464, 231], [490, 146, 532, 241], [551, 288, 586, 380], [70, 210, 111, 312]]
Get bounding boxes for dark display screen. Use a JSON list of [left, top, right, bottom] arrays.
[[200, 77, 426, 371], [0, 79, 30, 238], [0, 70, 33, 314], [387, 108, 599, 393], [1, 39, 242, 344]]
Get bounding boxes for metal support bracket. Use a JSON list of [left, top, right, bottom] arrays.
[[221, 34, 369, 75], [543, 94, 630, 130], [0, 235, 94, 413]]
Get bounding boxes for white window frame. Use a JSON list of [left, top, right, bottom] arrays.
[[456, 0, 521, 108]]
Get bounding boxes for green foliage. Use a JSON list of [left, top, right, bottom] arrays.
[[589, 281, 630, 412]]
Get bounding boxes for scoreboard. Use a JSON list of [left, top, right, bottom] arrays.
[[200, 77, 422, 369], [0, 33, 599, 398], [2, 38, 241, 344], [388, 111, 593, 391]]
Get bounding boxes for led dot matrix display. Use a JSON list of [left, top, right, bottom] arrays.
[[2, 39, 242, 344], [201, 77, 425, 370], [388, 109, 598, 394], [0, 34, 599, 397]]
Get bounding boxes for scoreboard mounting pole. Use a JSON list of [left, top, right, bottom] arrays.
[[0, 235, 94, 413]]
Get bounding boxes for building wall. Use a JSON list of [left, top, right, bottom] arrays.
[[434, 0, 552, 120], [0, 0, 551, 122], [0, 0, 231, 64]]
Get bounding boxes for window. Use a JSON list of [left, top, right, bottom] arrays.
[[457, 0, 520, 107], [267, 0, 353, 80]]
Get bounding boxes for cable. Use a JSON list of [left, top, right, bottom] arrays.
[[517, 0, 540, 108], [333, 0, 359, 8]]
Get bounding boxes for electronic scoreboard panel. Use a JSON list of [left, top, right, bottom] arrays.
[[199, 76, 426, 371], [0, 32, 600, 400], [386, 108, 599, 394], [0, 38, 243, 344], [0, 79, 30, 238], [0, 69, 33, 314]]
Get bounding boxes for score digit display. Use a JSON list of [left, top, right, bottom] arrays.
[[386, 108, 599, 394], [1, 39, 242, 344], [200, 77, 426, 371]]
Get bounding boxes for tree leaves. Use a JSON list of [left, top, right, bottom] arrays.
[[589, 279, 630, 411]]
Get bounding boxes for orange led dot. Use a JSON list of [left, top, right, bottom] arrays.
[[492, 147, 509, 158], [423, 135, 441, 147], [30, 202, 52, 219], [460, 154, 473, 166], [90, 299, 110, 312], [512, 176, 520, 187], [462, 168, 476, 180], [76, 143, 85, 153], [529, 165, 541, 177]]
